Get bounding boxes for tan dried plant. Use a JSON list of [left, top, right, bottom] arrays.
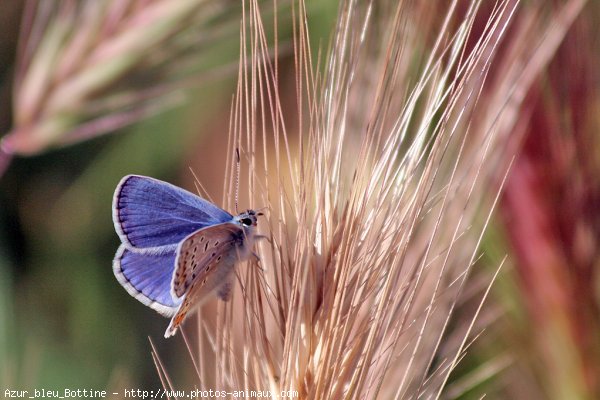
[[3, 0, 246, 162], [152, 0, 587, 398]]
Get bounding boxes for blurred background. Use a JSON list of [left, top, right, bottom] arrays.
[[0, 0, 337, 394], [0, 1, 598, 399]]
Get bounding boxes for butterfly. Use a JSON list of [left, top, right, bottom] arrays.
[[112, 174, 260, 338]]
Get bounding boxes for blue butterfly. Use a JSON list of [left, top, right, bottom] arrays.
[[112, 175, 260, 338]]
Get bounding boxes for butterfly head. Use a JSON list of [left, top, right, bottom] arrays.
[[235, 209, 262, 227]]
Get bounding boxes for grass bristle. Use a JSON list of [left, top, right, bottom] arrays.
[[158, 0, 587, 398]]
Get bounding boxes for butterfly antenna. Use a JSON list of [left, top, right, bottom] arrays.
[[234, 148, 240, 214]]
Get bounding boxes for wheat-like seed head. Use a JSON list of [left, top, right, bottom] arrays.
[[151, 0, 587, 398], [4, 0, 242, 157]]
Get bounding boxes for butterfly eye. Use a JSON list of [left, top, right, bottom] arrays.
[[241, 218, 253, 226]]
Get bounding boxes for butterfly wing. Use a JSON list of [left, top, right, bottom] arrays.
[[171, 222, 248, 299], [165, 223, 251, 337], [113, 175, 233, 251], [113, 245, 182, 317]]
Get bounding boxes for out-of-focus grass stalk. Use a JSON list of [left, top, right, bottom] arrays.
[[0, 256, 13, 390], [500, 3, 600, 398], [1, 0, 242, 166], [151, 0, 586, 398]]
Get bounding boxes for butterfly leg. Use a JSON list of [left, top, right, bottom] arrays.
[[249, 253, 267, 273], [254, 234, 269, 242]]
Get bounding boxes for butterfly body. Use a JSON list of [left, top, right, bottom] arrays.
[[112, 175, 259, 338]]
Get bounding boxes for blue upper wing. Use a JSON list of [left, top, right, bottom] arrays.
[[113, 245, 182, 317], [113, 175, 232, 250]]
